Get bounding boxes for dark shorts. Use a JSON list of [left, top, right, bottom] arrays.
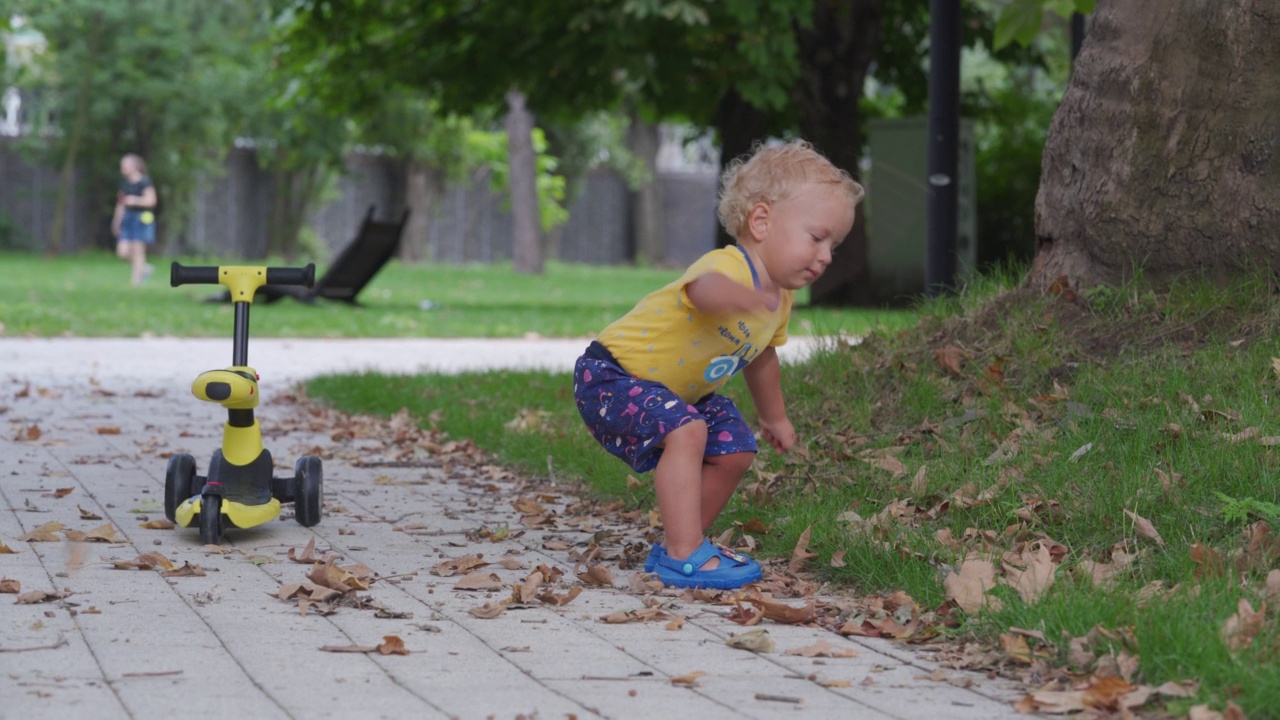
[[120, 211, 156, 244], [573, 342, 758, 473]]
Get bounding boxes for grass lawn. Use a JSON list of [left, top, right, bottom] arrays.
[[0, 250, 913, 338], [307, 270, 1280, 717]]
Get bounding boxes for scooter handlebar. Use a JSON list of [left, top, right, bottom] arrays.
[[266, 265, 316, 287], [170, 262, 316, 288]]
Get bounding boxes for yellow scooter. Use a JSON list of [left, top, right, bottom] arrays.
[[164, 262, 323, 544]]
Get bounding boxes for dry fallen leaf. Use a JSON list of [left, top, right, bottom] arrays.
[[909, 464, 929, 497], [95, 426, 121, 435], [113, 552, 177, 571], [739, 592, 816, 624], [377, 635, 409, 655], [432, 554, 488, 577], [308, 559, 369, 592], [287, 538, 320, 563], [627, 573, 665, 594], [516, 570, 545, 603], [140, 519, 176, 530], [0, 578, 20, 593], [1124, 509, 1165, 546], [536, 586, 583, 607], [496, 557, 526, 570], [726, 628, 775, 654], [468, 600, 509, 619], [454, 572, 506, 591], [1221, 597, 1266, 651], [0, 540, 16, 554], [65, 523, 122, 543], [575, 563, 615, 587], [18, 522, 65, 542], [1265, 569, 1280, 604], [161, 562, 207, 577], [670, 671, 707, 687], [15, 589, 70, 604], [600, 607, 681, 624], [784, 639, 858, 658], [934, 344, 967, 377], [1003, 543, 1057, 605], [944, 556, 1002, 613], [77, 506, 102, 521], [788, 525, 818, 575]]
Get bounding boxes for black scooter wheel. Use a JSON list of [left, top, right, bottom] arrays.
[[294, 456, 323, 527], [164, 454, 196, 523], [200, 494, 223, 545]]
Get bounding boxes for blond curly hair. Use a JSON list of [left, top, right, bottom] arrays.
[[716, 140, 864, 239]]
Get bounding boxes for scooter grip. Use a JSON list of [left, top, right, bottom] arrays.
[[266, 264, 315, 288], [170, 262, 219, 287]]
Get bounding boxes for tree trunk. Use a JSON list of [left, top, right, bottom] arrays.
[[627, 114, 663, 265], [712, 88, 773, 249], [267, 166, 324, 262], [505, 90, 543, 274], [399, 159, 440, 263], [1030, 0, 1280, 291], [48, 29, 100, 257], [795, 0, 882, 306]]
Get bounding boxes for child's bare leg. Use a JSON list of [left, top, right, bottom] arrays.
[[129, 243, 147, 285], [653, 420, 718, 570], [116, 240, 130, 260], [700, 451, 755, 532]]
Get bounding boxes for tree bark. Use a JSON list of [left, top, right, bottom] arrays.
[[627, 114, 663, 265], [399, 159, 440, 263], [1030, 0, 1280, 291], [712, 88, 773, 249], [48, 25, 100, 257], [505, 90, 543, 274], [795, 0, 882, 306]]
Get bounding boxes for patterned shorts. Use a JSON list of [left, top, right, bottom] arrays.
[[573, 342, 758, 473]]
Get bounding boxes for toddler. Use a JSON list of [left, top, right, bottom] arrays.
[[573, 140, 864, 588]]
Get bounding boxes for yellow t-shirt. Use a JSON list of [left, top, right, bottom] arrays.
[[599, 246, 793, 403]]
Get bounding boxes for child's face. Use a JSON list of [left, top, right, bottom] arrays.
[[120, 157, 139, 177], [751, 183, 855, 290]]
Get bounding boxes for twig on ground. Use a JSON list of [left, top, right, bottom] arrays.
[[0, 635, 68, 653]]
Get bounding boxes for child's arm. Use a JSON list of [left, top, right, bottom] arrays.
[[111, 195, 124, 238], [743, 346, 796, 453], [124, 184, 157, 209], [685, 272, 774, 315]]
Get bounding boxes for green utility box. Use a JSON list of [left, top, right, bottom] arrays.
[[866, 117, 976, 303]]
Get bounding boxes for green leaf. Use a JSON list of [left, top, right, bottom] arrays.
[[993, 0, 1044, 49]]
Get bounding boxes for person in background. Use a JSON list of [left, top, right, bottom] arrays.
[[111, 153, 158, 286]]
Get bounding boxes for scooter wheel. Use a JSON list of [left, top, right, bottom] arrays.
[[165, 454, 197, 522], [293, 456, 323, 527], [200, 494, 223, 545]]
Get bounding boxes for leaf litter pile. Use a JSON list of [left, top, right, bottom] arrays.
[[751, 281, 1280, 717]]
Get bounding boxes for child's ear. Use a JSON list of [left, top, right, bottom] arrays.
[[746, 201, 771, 241]]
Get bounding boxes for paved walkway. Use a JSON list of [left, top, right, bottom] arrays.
[[0, 338, 1027, 719]]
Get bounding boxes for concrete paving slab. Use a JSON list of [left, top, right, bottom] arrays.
[[0, 339, 1030, 719]]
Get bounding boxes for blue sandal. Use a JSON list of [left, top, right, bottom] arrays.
[[654, 539, 762, 589], [643, 542, 665, 572]]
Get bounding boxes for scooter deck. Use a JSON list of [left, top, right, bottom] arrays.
[[175, 496, 281, 530]]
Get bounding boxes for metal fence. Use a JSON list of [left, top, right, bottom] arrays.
[[0, 138, 718, 266]]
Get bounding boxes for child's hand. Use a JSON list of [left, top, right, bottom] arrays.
[[759, 417, 796, 453]]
